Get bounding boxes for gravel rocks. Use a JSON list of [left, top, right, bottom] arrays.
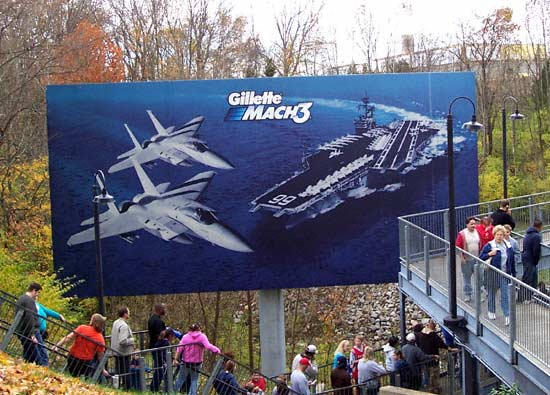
[[337, 283, 427, 346]]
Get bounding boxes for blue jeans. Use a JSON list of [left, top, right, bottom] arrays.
[[487, 274, 509, 316], [175, 362, 201, 395], [35, 331, 49, 366], [461, 260, 474, 296]]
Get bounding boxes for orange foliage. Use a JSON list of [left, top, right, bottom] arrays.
[[51, 21, 125, 84]]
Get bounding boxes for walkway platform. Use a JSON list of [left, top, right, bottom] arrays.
[[399, 192, 550, 395]]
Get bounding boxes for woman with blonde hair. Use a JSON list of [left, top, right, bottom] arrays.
[[332, 339, 350, 369], [480, 224, 516, 324]]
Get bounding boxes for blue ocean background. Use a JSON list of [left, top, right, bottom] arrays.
[[47, 72, 478, 297]]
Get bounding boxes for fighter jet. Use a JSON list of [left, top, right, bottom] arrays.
[[68, 159, 253, 253], [108, 111, 234, 173]]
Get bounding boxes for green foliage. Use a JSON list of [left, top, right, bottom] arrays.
[[264, 57, 276, 77], [478, 103, 550, 200], [489, 383, 520, 395], [0, 156, 85, 323]]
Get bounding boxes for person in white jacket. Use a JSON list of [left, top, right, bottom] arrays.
[[382, 336, 399, 373], [111, 307, 135, 390]]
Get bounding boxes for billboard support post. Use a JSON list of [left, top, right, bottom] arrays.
[[259, 289, 286, 377]]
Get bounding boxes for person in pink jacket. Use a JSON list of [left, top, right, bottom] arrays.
[[174, 323, 220, 395]]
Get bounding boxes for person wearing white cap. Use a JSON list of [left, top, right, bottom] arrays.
[[401, 333, 436, 391], [291, 344, 318, 383], [290, 357, 311, 395]]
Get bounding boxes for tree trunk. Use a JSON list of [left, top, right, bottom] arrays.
[[246, 290, 254, 369]]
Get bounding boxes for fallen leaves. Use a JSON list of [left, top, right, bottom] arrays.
[[0, 352, 118, 394]]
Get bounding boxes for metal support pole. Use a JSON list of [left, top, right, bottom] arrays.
[[508, 283, 517, 365], [93, 184, 106, 316], [424, 236, 431, 295], [443, 209, 449, 244], [259, 289, 286, 377], [443, 98, 477, 329], [201, 357, 224, 395], [139, 355, 146, 391], [528, 196, 534, 224], [474, 264, 482, 336], [0, 310, 23, 352], [462, 350, 478, 395], [91, 352, 109, 383], [447, 350, 456, 392], [166, 350, 174, 393], [399, 291, 407, 344], [404, 225, 411, 280], [447, 111, 458, 320], [502, 107, 508, 198]]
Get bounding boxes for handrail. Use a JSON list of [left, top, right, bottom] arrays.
[[400, 191, 550, 220], [399, 217, 550, 301], [399, 204, 550, 373], [0, 291, 118, 383]]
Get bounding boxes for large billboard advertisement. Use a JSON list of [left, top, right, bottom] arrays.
[[47, 72, 478, 297]]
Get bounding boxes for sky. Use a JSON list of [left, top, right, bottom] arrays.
[[231, 0, 530, 64]]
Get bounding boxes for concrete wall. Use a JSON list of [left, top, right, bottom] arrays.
[[379, 386, 433, 395]]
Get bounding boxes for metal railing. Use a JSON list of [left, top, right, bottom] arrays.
[[400, 201, 550, 287], [401, 192, 550, 239], [0, 290, 115, 382], [399, 216, 550, 370]]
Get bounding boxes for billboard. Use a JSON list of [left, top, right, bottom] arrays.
[[47, 72, 478, 297]]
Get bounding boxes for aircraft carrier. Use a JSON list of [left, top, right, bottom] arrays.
[[250, 96, 442, 225]]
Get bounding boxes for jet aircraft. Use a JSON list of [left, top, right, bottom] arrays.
[[108, 111, 234, 173], [68, 159, 253, 253]]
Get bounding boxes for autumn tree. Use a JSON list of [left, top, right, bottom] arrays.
[[50, 20, 125, 84], [521, 0, 550, 178], [108, 0, 259, 81], [451, 8, 520, 156], [270, 3, 324, 76], [354, 5, 378, 73]]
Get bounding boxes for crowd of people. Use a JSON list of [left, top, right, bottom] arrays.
[[286, 322, 458, 395], [455, 199, 543, 323], [11, 204, 543, 393], [13, 287, 455, 395]]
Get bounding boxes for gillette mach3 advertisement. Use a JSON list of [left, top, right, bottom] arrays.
[[46, 72, 478, 297]]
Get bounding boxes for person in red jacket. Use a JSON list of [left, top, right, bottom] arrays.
[[246, 370, 267, 392], [476, 216, 494, 250], [456, 216, 481, 302]]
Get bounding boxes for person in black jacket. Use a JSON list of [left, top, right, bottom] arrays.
[[417, 321, 457, 393], [16, 282, 42, 363], [520, 220, 542, 302], [150, 328, 175, 392], [148, 303, 166, 391], [491, 199, 515, 229]]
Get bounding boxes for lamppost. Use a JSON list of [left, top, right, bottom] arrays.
[[502, 96, 524, 198], [93, 170, 114, 316], [444, 96, 483, 328]]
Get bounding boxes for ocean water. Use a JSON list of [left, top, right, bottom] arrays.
[[47, 72, 478, 297]]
